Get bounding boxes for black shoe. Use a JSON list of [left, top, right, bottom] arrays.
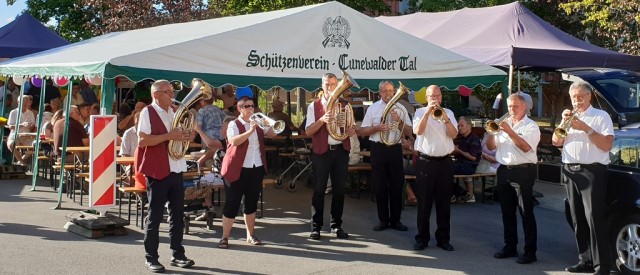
[[373, 222, 389, 231], [516, 253, 537, 264], [310, 230, 321, 240], [390, 222, 409, 231], [170, 257, 194, 268], [413, 241, 428, 250], [565, 261, 594, 273], [331, 227, 349, 239], [494, 247, 518, 259], [437, 242, 454, 251], [145, 261, 165, 273]]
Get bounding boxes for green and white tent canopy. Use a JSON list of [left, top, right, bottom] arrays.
[[0, 1, 505, 91]]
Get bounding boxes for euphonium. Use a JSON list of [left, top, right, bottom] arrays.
[[250, 112, 285, 134], [168, 78, 213, 160], [485, 112, 511, 135], [326, 70, 359, 141], [554, 109, 579, 138], [380, 81, 408, 145]]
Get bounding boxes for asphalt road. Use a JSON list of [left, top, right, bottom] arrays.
[[0, 178, 586, 275]]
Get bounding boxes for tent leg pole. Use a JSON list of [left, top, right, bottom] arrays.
[[508, 65, 514, 95]]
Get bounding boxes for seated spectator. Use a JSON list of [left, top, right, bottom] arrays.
[[49, 98, 62, 113], [53, 105, 89, 163], [220, 85, 238, 116], [194, 96, 226, 167], [42, 109, 63, 140], [476, 132, 500, 173], [79, 80, 99, 105], [267, 98, 298, 136], [119, 111, 140, 157], [118, 101, 145, 131], [90, 103, 100, 116], [62, 83, 84, 109], [451, 116, 481, 203], [39, 103, 54, 133], [77, 103, 91, 126], [7, 95, 36, 165]]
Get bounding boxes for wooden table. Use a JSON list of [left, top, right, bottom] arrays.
[[116, 156, 135, 186]]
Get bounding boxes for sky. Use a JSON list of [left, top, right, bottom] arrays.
[[0, 0, 27, 28]]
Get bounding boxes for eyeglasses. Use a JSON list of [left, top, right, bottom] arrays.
[[156, 90, 174, 95], [241, 104, 254, 109], [570, 92, 590, 101]]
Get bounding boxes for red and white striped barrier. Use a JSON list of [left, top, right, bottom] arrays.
[[89, 115, 117, 213]]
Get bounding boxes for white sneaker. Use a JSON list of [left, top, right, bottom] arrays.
[[464, 193, 476, 203]]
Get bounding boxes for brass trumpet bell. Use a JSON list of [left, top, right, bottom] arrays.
[[250, 112, 285, 134]]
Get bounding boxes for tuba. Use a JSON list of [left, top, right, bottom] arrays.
[[168, 78, 213, 160], [380, 81, 408, 145], [326, 70, 359, 141], [484, 112, 511, 135], [554, 109, 579, 138], [250, 112, 286, 134]]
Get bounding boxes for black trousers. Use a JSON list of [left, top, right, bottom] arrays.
[[563, 163, 610, 270], [496, 164, 537, 254], [414, 156, 453, 244], [144, 172, 185, 263], [371, 142, 405, 224], [311, 147, 348, 230], [223, 166, 264, 218]]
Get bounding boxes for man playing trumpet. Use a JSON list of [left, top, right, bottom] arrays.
[[412, 85, 458, 251], [487, 94, 540, 265], [305, 72, 356, 240], [552, 82, 614, 275], [360, 81, 412, 232]]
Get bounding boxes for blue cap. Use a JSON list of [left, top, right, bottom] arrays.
[[236, 86, 253, 100]]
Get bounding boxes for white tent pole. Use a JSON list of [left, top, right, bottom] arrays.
[[508, 65, 514, 95]]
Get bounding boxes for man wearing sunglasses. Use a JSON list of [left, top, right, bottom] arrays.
[[137, 80, 196, 273], [305, 72, 356, 241]]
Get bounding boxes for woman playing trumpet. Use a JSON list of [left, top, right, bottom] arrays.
[[219, 95, 277, 249]]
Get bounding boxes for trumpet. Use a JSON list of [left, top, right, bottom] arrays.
[[250, 112, 285, 134], [554, 109, 578, 138], [485, 112, 511, 135], [432, 104, 446, 122]]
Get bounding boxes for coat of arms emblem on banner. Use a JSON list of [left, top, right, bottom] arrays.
[[322, 16, 351, 49]]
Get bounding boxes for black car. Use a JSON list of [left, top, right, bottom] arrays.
[[561, 68, 640, 127], [564, 128, 640, 274]]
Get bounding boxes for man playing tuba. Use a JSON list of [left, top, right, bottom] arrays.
[[305, 72, 356, 241], [360, 81, 412, 232]]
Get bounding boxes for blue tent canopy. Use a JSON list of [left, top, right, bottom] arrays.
[[0, 13, 69, 58]]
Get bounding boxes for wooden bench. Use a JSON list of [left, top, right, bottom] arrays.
[[454, 173, 497, 204], [117, 186, 146, 229], [259, 177, 278, 218], [347, 163, 372, 199]]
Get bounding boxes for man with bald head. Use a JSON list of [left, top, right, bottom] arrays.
[[412, 85, 458, 251]]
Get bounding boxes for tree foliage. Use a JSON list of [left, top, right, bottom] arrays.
[[560, 0, 640, 55], [23, 0, 92, 42], [210, 0, 389, 17]]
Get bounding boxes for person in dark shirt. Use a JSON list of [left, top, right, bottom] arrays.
[[267, 98, 298, 136], [452, 116, 481, 203], [53, 105, 89, 162]]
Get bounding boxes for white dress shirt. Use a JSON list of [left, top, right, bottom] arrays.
[[362, 99, 412, 144], [120, 126, 139, 157], [412, 107, 457, 156], [7, 108, 36, 142], [137, 102, 187, 173], [495, 115, 540, 165], [305, 96, 342, 145], [561, 105, 614, 165], [227, 117, 263, 168]]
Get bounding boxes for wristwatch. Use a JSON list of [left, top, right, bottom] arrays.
[[586, 128, 595, 135]]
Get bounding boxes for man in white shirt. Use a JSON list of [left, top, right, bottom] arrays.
[[137, 80, 194, 272], [360, 81, 412, 232], [412, 85, 458, 251], [7, 95, 36, 165], [305, 72, 356, 241], [487, 94, 540, 265], [552, 82, 614, 275], [119, 112, 140, 157]]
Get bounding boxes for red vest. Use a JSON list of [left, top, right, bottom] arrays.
[[311, 98, 350, 155], [221, 119, 268, 183], [136, 106, 171, 180]]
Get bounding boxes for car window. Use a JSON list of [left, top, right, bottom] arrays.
[[610, 136, 640, 168], [595, 78, 640, 109]]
